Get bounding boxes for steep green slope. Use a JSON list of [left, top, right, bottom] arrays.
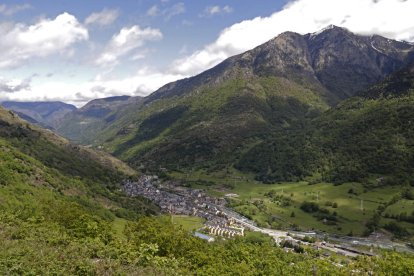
[[312, 61, 414, 184], [106, 76, 329, 173], [0, 107, 165, 273], [311, 95, 414, 184], [238, 62, 414, 184]]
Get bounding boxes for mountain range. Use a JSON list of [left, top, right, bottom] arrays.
[[47, 26, 414, 183], [5, 26, 414, 184], [1, 101, 77, 129]]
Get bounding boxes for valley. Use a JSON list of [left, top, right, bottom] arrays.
[[120, 172, 414, 257], [2, 21, 414, 274]]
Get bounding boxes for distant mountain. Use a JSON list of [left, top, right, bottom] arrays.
[[56, 95, 141, 144], [1, 101, 77, 129]]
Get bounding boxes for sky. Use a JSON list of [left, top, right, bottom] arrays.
[[0, 0, 414, 107]]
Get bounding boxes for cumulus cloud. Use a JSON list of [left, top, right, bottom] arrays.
[[85, 8, 119, 26], [95, 25, 162, 67], [0, 4, 31, 16], [172, 0, 414, 76], [0, 13, 88, 68], [201, 5, 233, 17]]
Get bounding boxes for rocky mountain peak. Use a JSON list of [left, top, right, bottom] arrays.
[[146, 26, 414, 102]]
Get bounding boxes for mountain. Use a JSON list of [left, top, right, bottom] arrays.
[[0, 105, 157, 213], [1, 101, 77, 129], [0, 105, 163, 273], [149, 25, 414, 102], [56, 95, 140, 144], [54, 26, 414, 177], [314, 60, 414, 183], [360, 61, 414, 99]]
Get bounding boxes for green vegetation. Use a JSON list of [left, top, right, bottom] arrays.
[[170, 169, 414, 238], [172, 215, 205, 231], [2, 106, 414, 274], [5, 213, 414, 275], [3, 31, 414, 274]]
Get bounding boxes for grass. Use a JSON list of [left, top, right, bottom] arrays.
[[112, 217, 128, 239], [385, 199, 414, 216], [171, 215, 205, 232]]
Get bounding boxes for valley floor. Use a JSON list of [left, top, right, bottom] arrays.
[[168, 169, 414, 243]]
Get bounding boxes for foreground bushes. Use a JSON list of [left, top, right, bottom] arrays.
[[2, 211, 414, 275]]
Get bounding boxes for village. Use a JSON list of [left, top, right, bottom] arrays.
[[122, 175, 248, 238]]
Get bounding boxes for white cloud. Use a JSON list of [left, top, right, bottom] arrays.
[[164, 2, 185, 21], [0, 4, 31, 16], [95, 25, 162, 67], [201, 5, 233, 17], [0, 77, 31, 93], [0, 69, 185, 106], [147, 5, 159, 17], [172, 0, 414, 76], [146, 3, 185, 21], [85, 8, 119, 26], [0, 13, 88, 69]]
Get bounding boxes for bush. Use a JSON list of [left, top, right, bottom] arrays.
[[384, 222, 410, 238], [300, 202, 320, 213]]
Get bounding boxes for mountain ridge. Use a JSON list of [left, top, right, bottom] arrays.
[[147, 25, 414, 103], [1, 101, 77, 129]]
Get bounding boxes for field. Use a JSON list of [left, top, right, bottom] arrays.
[[169, 170, 414, 237], [172, 215, 205, 231]]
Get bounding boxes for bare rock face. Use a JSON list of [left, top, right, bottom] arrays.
[[306, 26, 414, 99]]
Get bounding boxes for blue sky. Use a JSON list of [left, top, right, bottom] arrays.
[[0, 0, 413, 106]]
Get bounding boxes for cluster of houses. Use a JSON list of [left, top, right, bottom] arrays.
[[122, 175, 247, 237]]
